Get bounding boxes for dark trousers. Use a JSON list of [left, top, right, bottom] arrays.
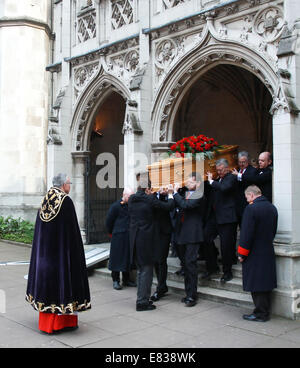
[[203, 217, 219, 272], [179, 243, 200, 299], [251, 291, 272, 319], [154, 233, 171, 294], [136, 264, 153, 306], [203, 215, 237, 274], [111, 271, 130, 283], [217, 222, 237, 274]]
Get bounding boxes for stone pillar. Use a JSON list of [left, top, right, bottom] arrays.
[[71, 151, 90, 244], [0, 0, 51, 221], [270, 2, 300, 318]]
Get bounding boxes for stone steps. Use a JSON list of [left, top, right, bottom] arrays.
[[93, 258, 253, 309]]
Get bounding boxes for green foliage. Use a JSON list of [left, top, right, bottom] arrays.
[[0, 216, 34, 244]]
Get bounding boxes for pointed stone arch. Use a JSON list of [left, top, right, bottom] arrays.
[[151, 36, 279, 144], [70, 66, 131, 152]]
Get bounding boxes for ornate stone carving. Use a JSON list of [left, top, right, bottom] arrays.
[[253, 6, 284, 43], [77, 10, 96, 43], [75, 82, 111, 150], [111, 0, 134, 30], [122, 100, 143, 135], [155, 39, 177, 68], [162, 0, 188, 10], [47, 125, 62, 145], [105, 48, 139, 85], [73, 62, 99, 102]]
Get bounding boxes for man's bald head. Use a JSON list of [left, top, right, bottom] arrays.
[[258, 152, 272, 169]]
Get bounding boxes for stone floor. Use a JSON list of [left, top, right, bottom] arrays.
[[0, 241, 300, 348]]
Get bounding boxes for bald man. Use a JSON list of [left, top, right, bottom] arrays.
[[247, 152, 273, 202], [256, 152, 273, 203]]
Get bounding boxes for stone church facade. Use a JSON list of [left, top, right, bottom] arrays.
[[1, 0, 300, 319]]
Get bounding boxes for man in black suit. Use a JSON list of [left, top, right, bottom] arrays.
[[232, 151, 257, 226], [254, 152, 273, 202], [106, 188, 136, 290], [151, 188, 174, 302], [238, 185, 278, 322], [207, 159, 238, 283], [128, 175, 174, 311], [236, 152, 273, 203], [173, 173, 205, 307]]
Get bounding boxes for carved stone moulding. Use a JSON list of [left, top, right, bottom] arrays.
[[67, 36, 139, 68], [156, 48, 276, 142], [253, 5, 284, 43], [75, 82, 112, 151]]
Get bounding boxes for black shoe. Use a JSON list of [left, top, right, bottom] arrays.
[[175, 268, 185, 276], [220, 272, 233, 283], [184, 297, 196, 307], [123, 281, 137, 287], [113, 281, 123, 290], [136, 303, 156, 311], [243, 314, 269, 322]]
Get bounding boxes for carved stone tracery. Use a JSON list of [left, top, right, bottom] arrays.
[[253, 6, 285, 43]]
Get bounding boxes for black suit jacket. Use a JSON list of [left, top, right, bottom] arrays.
[[246, 166, 273, 202], [128, 190, 174, 266], [152, 193, 173, 235], [173, 191, 205, 245], [235, 165, 257, 218], [211, 173, 238, 225]]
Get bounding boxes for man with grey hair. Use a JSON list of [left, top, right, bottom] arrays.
[[26, 173, 91, 333], [52, 173, 72, 194], [232, 151, 257, 226], [238, 185, 277, 322], [207, 159, 238, 283]]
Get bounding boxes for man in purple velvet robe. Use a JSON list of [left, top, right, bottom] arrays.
[[26, 173, 91, 334]]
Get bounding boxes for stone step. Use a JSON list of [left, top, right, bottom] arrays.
[[164, 279, 253, 309], [167, 257, 243, 279], [93, 266, 252, 309]]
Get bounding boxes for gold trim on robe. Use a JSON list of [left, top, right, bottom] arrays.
[[39, 187, 68, 223]]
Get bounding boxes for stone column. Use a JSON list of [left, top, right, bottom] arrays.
[[0, 0, 51, 221], [71, 151, 90, 244], [270, 4, 300, 318]]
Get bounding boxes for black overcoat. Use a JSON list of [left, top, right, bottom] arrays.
[[238, 196, 278, 292], [26, 190, 91, 314], [106, 200, 131, 272], [173, 191, 205, 245], [128, 190, 174, 267]]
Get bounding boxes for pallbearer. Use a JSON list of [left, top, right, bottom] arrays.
[[26, 174, 91, 334], [238, 185, 278, 322]]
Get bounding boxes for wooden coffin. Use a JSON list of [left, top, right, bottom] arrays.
[[147, 145, 238, 191]]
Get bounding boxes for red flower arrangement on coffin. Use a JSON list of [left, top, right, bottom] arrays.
[[169, 134, 220, 159]]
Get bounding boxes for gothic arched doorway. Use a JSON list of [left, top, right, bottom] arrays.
[[86, 91, 126, 244], [173, 64, 273, 159]]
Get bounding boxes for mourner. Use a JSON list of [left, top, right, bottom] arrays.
[[128, 174, 174, 311], [26, 173, 91, 334], [245, 152, 273, 202], [238, 185, 278, 322], [151, 187, 174, 302], [173, 173, 205, 307], [232, 151, 257, 226], [207, 159, 238, 283], [106, 188, 136, 290], [201, 180, 220, 280]]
